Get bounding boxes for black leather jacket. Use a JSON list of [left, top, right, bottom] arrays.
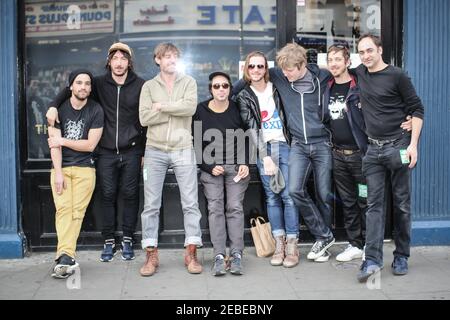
[[235, 83, 291, 157]]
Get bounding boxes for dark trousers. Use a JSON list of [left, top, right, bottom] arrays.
[[288, 139, 333, 241], [333, 149, 367, 249], [362, 134, 412, 265], [97, 150, 142, 240]]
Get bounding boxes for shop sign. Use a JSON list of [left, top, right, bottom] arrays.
[[124, 0, 276, 33], [25, 0, 115, 37]]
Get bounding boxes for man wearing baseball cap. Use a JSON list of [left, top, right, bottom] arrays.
[[46, 42, 146, 263], [47, 70, 104, 278]]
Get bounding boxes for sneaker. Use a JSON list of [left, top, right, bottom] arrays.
[[336, 244, 363, 262], [314, 250, 331, 263], [357, 259, 383, 283], [121, 237, 135, 261], [229, 251, 243, 275], [307, 237, 335, 260], [52, 254, 79, 279], [100, 240, 117, 262], [392, 256, 408, 276], [212, 254, 227, 276]]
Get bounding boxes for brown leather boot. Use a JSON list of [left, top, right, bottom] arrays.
[[283, 238, 299, 268], [140, 247, 159, 277], [270, 236, 286, 266], [184, 244, 202, 274]]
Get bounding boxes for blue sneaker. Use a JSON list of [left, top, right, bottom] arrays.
[[100, 240, 117, 262], [357, 259, 383, 283], [392, 256, 408, 275], [121, 237, 135, 261]]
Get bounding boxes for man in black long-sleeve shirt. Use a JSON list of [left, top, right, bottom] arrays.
[[355, 34, 424, 282]]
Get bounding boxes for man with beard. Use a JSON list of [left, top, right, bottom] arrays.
[[139, 43, 202, 276], [47, 70, 103, 278], [46, 43, 146, 262]]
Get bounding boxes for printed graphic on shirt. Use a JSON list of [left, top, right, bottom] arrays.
[[328, 94, 347, 120], [261, 109, 283, 130], [64, 119, 85, 140]]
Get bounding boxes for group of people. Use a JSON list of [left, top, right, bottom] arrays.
[[46, 33, 424, 284]]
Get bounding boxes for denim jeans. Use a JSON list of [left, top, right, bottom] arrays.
[[362, 134, 412, 265], [333, 149, 367, 249], [257, 141, 299, 238], [288, 139, 333, 240], [141, 146, 203, 249]]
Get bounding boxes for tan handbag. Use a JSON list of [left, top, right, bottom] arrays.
[[250, 216, 276, 257]]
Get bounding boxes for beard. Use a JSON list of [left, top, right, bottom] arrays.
[[112, 67, 127, 77], [73, 91, 89, 101], [251, 75, 265, 83]]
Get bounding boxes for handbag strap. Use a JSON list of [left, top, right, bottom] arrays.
[[256, 216, 267, 224]]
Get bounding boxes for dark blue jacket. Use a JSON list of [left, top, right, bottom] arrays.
[[323, 75, 368, 154], [269, 64, 332, 145]]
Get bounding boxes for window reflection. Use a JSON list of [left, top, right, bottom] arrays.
[[25, 0, 276, 159], [295, 0, 381, 64]]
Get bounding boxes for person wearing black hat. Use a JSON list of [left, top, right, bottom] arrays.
[[193, 71, 250, 276], [46, 42, 146, 263], [47, 70, 104, 278]]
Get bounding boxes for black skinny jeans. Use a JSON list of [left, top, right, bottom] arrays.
[[333, 149, 367, 249], [97, 149, 141, 241], [362, 134, 412, 265]]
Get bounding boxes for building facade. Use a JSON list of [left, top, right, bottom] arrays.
[[1, 0, 449, 258]]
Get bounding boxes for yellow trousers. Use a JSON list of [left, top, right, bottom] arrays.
[[51, 166, 96, 259]]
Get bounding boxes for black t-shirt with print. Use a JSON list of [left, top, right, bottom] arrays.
[[328, 81, 358, 149], [56, 99, 104, 167]]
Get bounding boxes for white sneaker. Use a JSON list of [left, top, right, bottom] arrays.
[[336, 244, 363, 262], [314, 250, 331, 263]]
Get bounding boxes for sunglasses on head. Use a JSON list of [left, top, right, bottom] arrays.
[[329, 44, 350, 51], [212, 83, 230, 90], [248, 64, 265, 70]]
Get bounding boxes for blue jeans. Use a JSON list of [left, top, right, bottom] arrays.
[[257, 142, 299, 238], [362, 134, 412, 265], [288, 139, 333, 241]]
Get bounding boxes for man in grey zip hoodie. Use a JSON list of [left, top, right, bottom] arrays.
[[138, 43, 203, 276], [269, 43, 335, 261]]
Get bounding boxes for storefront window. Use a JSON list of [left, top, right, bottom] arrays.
[[25, 0, 276, 159], [296, 0, 381, 63]]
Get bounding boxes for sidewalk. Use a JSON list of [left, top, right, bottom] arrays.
[[0, 243, 449, 300]]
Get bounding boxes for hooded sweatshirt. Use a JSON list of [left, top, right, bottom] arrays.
[[49, 70, 146, 156], [269, 64, 332, 145]]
